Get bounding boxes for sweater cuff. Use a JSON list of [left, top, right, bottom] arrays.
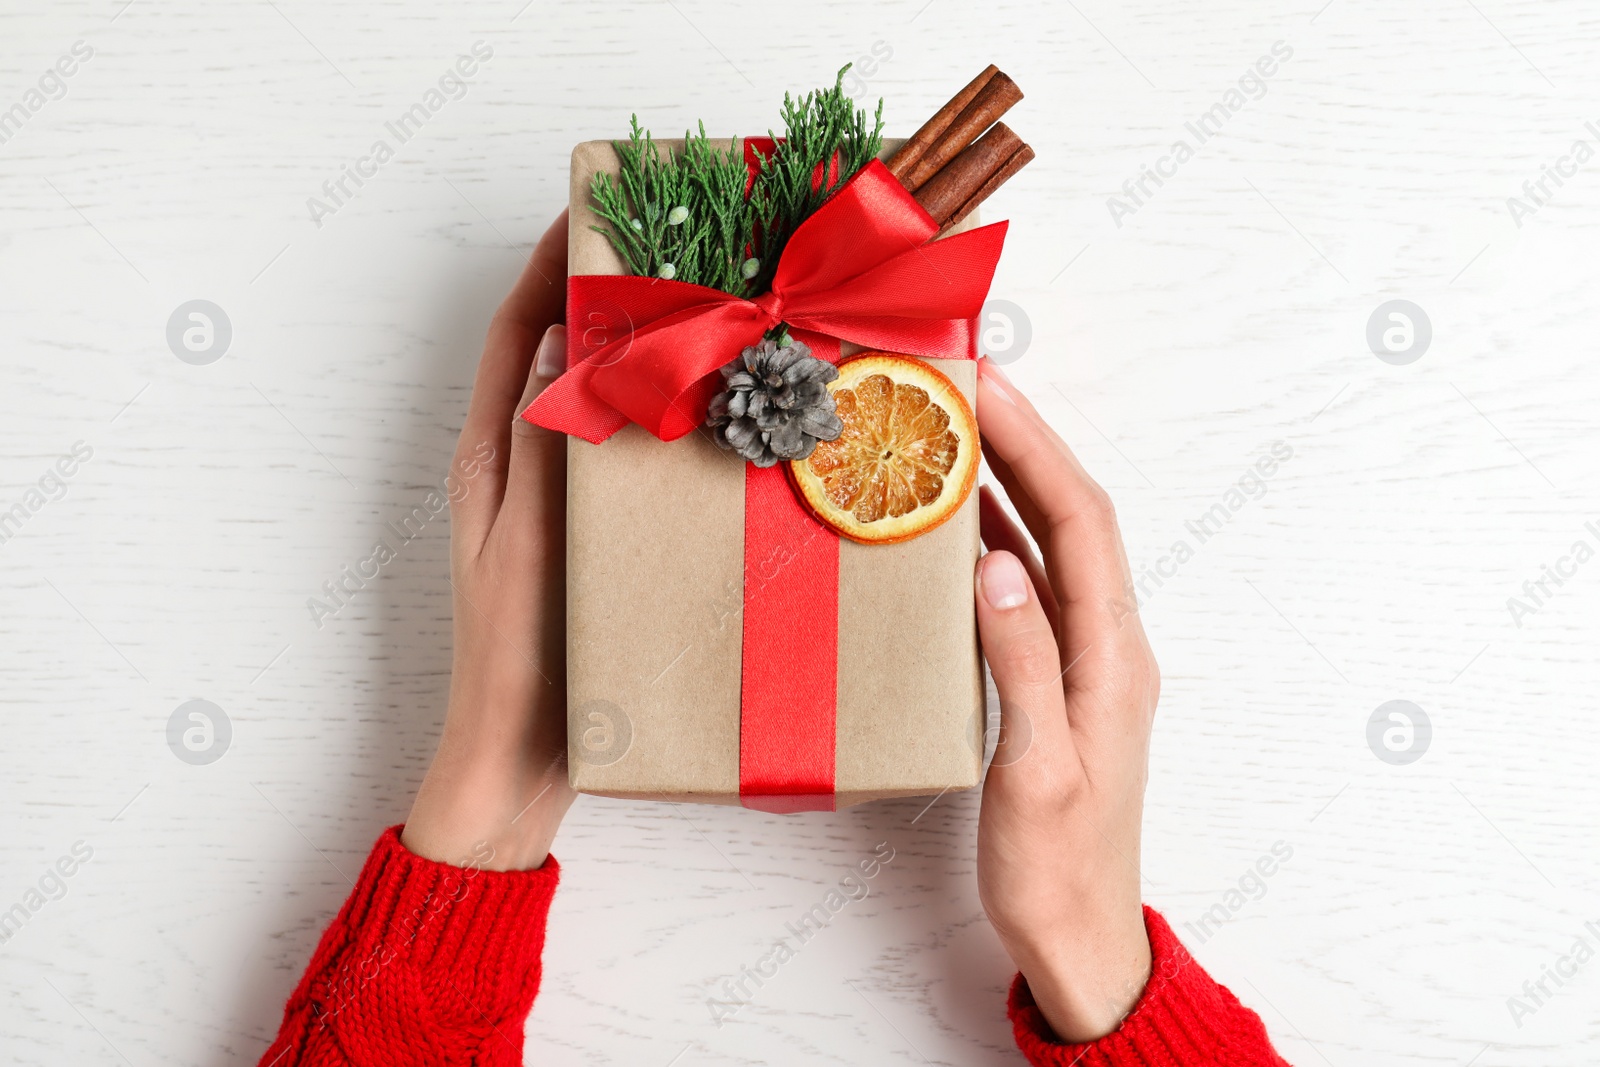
[[1008, 906, 1286, 1066], [311, 825, 560, 1034]]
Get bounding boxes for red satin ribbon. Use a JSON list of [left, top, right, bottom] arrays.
[[529, 143, 1004, 810], [737, 462, 839, 812], [524, 159, 1006, 442]]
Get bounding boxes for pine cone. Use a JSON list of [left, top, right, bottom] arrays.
[[706, 338, 843, 467]]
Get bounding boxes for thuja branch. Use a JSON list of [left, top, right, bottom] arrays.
[[589, 117, 751, 293], [748, 66, 883, 293], [588, 65, 885, 300]]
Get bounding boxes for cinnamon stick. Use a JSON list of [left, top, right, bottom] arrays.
[[902, 71, 1024, 192], [885, 64, 998, 184], [913, 121, 1033, 228], [940, 141, 1034, 234]]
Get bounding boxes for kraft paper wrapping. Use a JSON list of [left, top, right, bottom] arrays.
[[565, 138, 984, 807]]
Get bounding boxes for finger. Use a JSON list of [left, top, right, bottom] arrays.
[[977, 366, 1103, 555], [496, 208, 570, 335], [465, 209, 568, 470], [976, 362, 1142, 670], [981, 439, 1094, 634], [454, 211, 568, 535], [975, 550, 1078, 786], [497, 324, 568, 538], [981, 437, 1051, 550], [978, 485, 1058, 635]]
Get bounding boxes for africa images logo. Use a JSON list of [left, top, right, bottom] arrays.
[[1107, 41, 1293, 227], [306, 42, 494, 228], [0, 41, 93, 148]]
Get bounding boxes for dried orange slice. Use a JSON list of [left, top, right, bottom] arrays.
[[790, 353, 978, 544]]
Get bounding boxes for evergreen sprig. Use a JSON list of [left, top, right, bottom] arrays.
[[590, 118, 751, 293], [588, 66, 885, 300], [748, 66, 884, 293]]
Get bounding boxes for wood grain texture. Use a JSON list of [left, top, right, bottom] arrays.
[[2, 1, 1598, 1064]]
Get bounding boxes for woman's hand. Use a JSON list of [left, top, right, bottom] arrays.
[[402, 212, 576, 872], [973, 357, 1160, 1042]]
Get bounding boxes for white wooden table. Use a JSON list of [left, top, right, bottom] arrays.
[[3, 1, 1598, 1064]]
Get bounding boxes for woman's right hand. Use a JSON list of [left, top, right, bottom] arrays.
[[972, 356, 1161, 1043]]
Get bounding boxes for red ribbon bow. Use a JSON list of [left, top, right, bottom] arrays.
[[523, 158, 1007, 442]]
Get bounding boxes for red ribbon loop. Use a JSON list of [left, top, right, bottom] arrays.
[[523, 159, 1008, 443]]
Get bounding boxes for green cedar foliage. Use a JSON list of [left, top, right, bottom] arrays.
[[588, 66, 884, 300]]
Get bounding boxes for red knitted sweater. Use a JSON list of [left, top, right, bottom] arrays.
[[259, 827, 1290, 1065]]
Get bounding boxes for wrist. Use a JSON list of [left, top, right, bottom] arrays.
[[1006, 908, 1152, 1043], [404, 762, 572, 871], [404, 704, 575, 871], [437, 668, 568, 789]]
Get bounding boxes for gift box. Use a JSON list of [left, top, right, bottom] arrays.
[[560, 138, 986, 810], [530, 69, 1030, 810]]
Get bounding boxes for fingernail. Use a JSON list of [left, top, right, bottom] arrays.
[[534, 324, 566, 378], [980, 356, 1013, 385], [978, 552, 1029, 610], [979, 361, 1016, 405]]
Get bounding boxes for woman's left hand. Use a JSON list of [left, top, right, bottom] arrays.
[[402, 212, 576, 872]]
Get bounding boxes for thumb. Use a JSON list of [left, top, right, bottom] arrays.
[[976, 550, 1073, 775], [498, 324, 568, 533]]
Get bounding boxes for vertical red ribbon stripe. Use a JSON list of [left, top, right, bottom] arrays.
[[738, 464, 839, 812]]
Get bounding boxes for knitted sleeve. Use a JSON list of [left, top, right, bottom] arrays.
[[257, 825, 559, 1067], [1009, 907, 1292, 1066]]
